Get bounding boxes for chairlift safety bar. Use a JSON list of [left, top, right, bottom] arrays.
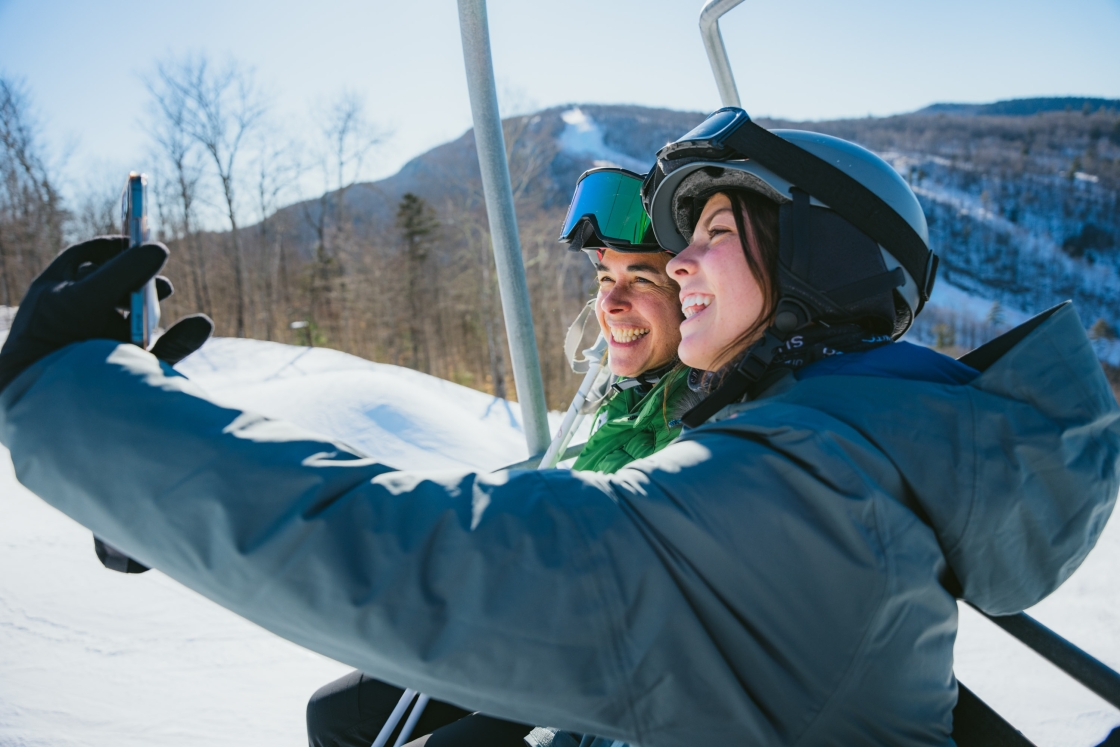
[[974, 605, 1120, 711], [699, 0, 746, 109]]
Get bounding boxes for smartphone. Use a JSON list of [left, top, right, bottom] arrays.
[[120, 172, 160, 347]]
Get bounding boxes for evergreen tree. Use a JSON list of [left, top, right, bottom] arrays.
[[397, 193, 440, 373], [986, 301, 1005, 328]]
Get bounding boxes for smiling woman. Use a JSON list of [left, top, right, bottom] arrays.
[[569, 244, 689, 475], [555, 167, 692, 476], [593, 249, 682, 378], [668, 190, 779, 372]]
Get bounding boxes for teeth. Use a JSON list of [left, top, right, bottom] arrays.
[[610, 326, 650, 343], [681, 294, 712, 319]]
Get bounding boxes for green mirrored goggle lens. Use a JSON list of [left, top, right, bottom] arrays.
[[559, 170, 655, 248]]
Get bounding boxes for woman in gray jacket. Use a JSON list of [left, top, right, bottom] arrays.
[[0, 109, 1116, 746]]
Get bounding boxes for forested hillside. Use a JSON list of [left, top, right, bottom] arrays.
[[263, 97, 1120, 401], [794, 104, 1120, 354], [3, 76, 1118, 405]]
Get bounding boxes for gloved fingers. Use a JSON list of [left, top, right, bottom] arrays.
[[44, 236, 130, 283], [71, 243, 168, 308], [96, 308, 133, 344], [93, 536, 150, 574], [150, 314, 213, 365], [113, 276, 173, 311], [156, 276, 173, 301]]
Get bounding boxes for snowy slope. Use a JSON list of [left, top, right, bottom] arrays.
[[0, 337, 539, 747], [2, 335, 1120, 746], [558, 107, 653, 174], [0, 472, 352, 747], [175, 337, 539, 471]]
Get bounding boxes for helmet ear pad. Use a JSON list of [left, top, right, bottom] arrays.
[[778, 204, 903, 336]]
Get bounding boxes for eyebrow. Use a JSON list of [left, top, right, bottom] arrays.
[[704, 206, 734, 229], [594, 263, 662, 274]]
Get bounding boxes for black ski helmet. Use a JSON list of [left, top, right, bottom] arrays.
[[642, 109, 938, 338], [641, 108, 940, 425]]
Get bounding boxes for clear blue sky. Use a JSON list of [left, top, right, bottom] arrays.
[[1, 0, 1118, 192]]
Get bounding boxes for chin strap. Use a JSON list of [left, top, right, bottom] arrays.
[[681, 313, 894, 428], [680, 326, 791, 428], [611, 359, 679, 395]]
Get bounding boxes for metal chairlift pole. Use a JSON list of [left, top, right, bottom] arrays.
[[457, 0, 551, 458], [699, 0, 746, 108]]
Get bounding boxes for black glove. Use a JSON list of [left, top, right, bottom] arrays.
[[0, 235, 214, 393], [0, 235, 216, 574], [94, 536, 152, 574]]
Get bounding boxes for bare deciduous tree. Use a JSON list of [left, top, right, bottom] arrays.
[[147, 72, 211, 316], [251, 134, 299, 341], [71, 169, 121, 241], [300, 92, 386, 346], [0, 77, 65, 307], [153, 56, 267, 337]]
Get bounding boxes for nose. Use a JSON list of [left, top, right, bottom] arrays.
[[599, 281, 632, 315], [667, 244, 699, 278]]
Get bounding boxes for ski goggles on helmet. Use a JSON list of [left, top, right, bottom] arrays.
[[559, 168, 657, 252], [656, 107, 753, 163], [640, 107, 755, 217]]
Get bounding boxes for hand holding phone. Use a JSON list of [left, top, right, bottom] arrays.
[[121, 173, 161, 348]]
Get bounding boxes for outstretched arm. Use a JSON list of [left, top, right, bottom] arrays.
[[0, 339, 687, 743]]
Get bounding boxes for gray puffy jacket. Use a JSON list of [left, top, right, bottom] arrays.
[[1, 302, 1116, 746]]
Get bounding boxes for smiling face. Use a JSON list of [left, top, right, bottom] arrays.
[[666, 192, 770, 371], [595, 248, 683, 378]]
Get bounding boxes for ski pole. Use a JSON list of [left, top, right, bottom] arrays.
[[539, 335, 608, 469], [392, 693, 431, 747], [550, 362, 612, 468], [371, 688, 417, 747]]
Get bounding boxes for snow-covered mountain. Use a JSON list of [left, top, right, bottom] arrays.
[[283, 99, 1118, 368]]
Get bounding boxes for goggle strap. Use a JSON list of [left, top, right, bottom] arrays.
[[788, 188, 812, 279], [721, 121, 936, 310], [568, 220, 591, 252]]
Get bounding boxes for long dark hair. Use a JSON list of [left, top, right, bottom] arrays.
[[705, 189, 781, 372]]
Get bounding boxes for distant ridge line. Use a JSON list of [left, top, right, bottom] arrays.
[[918, 97, 1120, 117]]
